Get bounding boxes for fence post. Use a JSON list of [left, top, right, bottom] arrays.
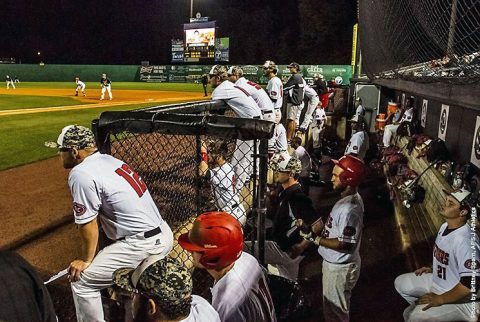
[[255, 138, 269, 266]]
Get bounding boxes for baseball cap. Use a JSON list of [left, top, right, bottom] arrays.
[[287, 62, 300, 70], [45, 125, 96, 150], [262, 60, 276, 69], [269, 154, 302, 175], [442, 188, 471, 205], [113, 255, 192, 303]]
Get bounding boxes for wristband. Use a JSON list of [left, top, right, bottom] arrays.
[[201, 151, 208, 162]]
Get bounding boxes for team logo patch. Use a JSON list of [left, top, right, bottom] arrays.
[[464, 259, 480, 270], [271, 91, 277, 96], [353, 145, 358, 151], [73, 202, 87, 216], [343, 226, 356, 237]]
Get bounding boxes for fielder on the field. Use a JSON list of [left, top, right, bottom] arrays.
[[100, 73, 112, 100], [46, 125, 173, 322], [75, 76, 86, 97], [394, 188, 480, 322], [5, 75, 15, 89]]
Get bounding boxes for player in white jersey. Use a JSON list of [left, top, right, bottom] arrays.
[[354, 97, 365, 117], [199, 141, 246, 225], [113, 254, 220, 322], [268, 110, 289, 159], [263, 60, 283, 122], [291, 136, 312, 195], [5, 75, 15, 89], [383, 96, 415, 147], [209, 65, 262, 190], [297, 155, 366, 322], [228, 66, 275, 122], [45, 125, 173, 322], [394, 188, 480, 322], [311, 105, 327, 157], [298, 83, 320, 132], [100, 73, 113, 100], [345, 115, 370, 161], [75, 76, 86, 96], [179, 212, 277, 322]]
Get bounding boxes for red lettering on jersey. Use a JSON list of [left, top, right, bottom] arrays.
[[115, 164, 147, 197], [247, 81, 262, 90], [325, 215, 333, 229], [433, 243, 449, 265], [73, 202, 86, 216], [234, 85, 250, 96]]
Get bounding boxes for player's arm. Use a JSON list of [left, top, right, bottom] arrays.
[[69, 218, 99, 282], [199, 146, 209, 177], [417, 282, 471, 310]]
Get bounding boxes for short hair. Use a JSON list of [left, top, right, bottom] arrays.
[[291, 137, 302, 147]]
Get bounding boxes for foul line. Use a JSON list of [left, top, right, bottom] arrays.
[[0, 97, 196, 117]]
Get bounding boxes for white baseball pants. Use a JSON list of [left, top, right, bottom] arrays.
[[261, 111, 275, 122], [300, 97, 320, 130], [232, 139, 254, 191], [100, 86, 112, 100], [322, 260, 361, 322], [6, 80, 15, 89], [394, 272, 479, 322], [71, 222, 173, 322], [383, 124, 399, 147], [286, 102, 305, 124]]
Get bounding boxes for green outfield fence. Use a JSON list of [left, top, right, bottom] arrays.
[[0, 64, 352, 85]]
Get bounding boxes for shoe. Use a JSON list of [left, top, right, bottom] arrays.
[[100, 98, 104, 100], [109, 98, 112, 100], [75, 93, 78, 96]]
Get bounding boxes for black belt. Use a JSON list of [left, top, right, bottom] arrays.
[[253, 116, 261, 119], [118, 226, 161, 241], [262, 110, 273, 115]]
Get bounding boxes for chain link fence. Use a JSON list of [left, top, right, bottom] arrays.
[[93, 102, 273, 296]]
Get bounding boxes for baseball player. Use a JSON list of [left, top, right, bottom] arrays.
[[252, 154, 317, 281], [345, 115, 370, 161], [298, 155, 366, 322], [284, 62, 305, 141], [45, 125, 173, 322], [268, 110, 289, 159], [5, 75, 15, 89], [113, 255, 220, 322], [263, 60, 284, 123], [291, 136, 312, 195], [394, 188, 480, 322], [179, 211, 277, 322], [383, 96, 415, 147], [100, 73, 113, 100], [75, 76, 86, 97], [209, 64, 262, 190], [199, 141, 247, 225], [227, 66, 275, 122], [311, 105, 327, 158], [354, 97, 365, 118], [298, 82, 321, 133]]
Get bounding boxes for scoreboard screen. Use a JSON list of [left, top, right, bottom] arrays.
[[185, 28, 215, 47]]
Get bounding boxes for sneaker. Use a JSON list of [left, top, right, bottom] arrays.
[[75, 93, 78, 96]]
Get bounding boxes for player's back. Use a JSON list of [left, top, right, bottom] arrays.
[[235, 77, 274, 113], [211, 80, 261, 119], [211, 252, 276, 322]]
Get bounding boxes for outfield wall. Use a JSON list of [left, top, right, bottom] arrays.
[[0, 64, 139, 82], [0, 64, 352, 85]]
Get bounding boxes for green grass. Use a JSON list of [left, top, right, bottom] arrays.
[[0, 95, 90, 111], [0, 101, 187, 171], [15, 82, 207, 92]]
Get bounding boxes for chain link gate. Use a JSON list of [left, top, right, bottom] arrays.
[[93, 101, 273, 299]]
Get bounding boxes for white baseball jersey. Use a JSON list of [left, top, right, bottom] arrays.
[[299, 84, 320, 129], [182, 295, 221, 322], [268, 123, 288, 154], [431, 222, 480, 294], [355, 104, 365, 117], [318, 193, 364, 264], [76, 79, 86, 89], [68, 152, 164, 240], [399, 107, 414, 123], [314, 107, 327, 122], [345, 131, 369, 160], [212, 80, 262, 119], [209, 162, 246, 225], [211, 252, 277, 322], [293, 146, 312, 177], [235, 77, 275, 116], [266, 76, 283, 110]]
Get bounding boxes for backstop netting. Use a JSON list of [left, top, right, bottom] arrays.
[[93, 101, 273, 297], [359, 0, 480, 107]]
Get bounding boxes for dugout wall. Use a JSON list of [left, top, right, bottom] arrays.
[[93, 100, 274, 295]]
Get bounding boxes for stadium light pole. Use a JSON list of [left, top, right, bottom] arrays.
[[190, 0, 194, 18]]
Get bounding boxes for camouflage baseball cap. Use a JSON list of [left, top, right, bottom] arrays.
[[113, 255, 192, 303], [269, 154, 302, 175], [45, 125, 96, 149]]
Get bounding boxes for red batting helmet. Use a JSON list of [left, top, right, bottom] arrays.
[[332, 155, 365, 186], [178, 211, 243, 270]]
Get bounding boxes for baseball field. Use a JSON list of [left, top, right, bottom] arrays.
[[0, 81, 209, 321]]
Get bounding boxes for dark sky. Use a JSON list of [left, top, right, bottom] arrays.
[[1, 0, 357, 65]]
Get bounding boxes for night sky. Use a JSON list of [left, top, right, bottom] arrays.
[[1, 0, 357, 65]]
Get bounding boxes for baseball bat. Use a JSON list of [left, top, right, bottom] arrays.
[[44, 268, 69, 285]]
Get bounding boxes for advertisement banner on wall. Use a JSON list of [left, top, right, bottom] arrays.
[[276, 65, 353, 85], [139, 65, 168, 82], [470, 116, 480, 168], [168, 65, 187, 82], [438, 104, 449, 141], [421, 99, 428, 128], [171, 39, 184, 63], [215, 37, 230, 62]]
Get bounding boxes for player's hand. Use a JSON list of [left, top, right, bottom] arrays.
[[288, 243, 307, 259], [311, 218, 324, 234], [68, 259, 91, 282], [416, 292, 443, 310], [414, 266, 432, 276]]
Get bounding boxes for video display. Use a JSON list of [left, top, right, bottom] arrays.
[[185, 28, 215, 47]]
